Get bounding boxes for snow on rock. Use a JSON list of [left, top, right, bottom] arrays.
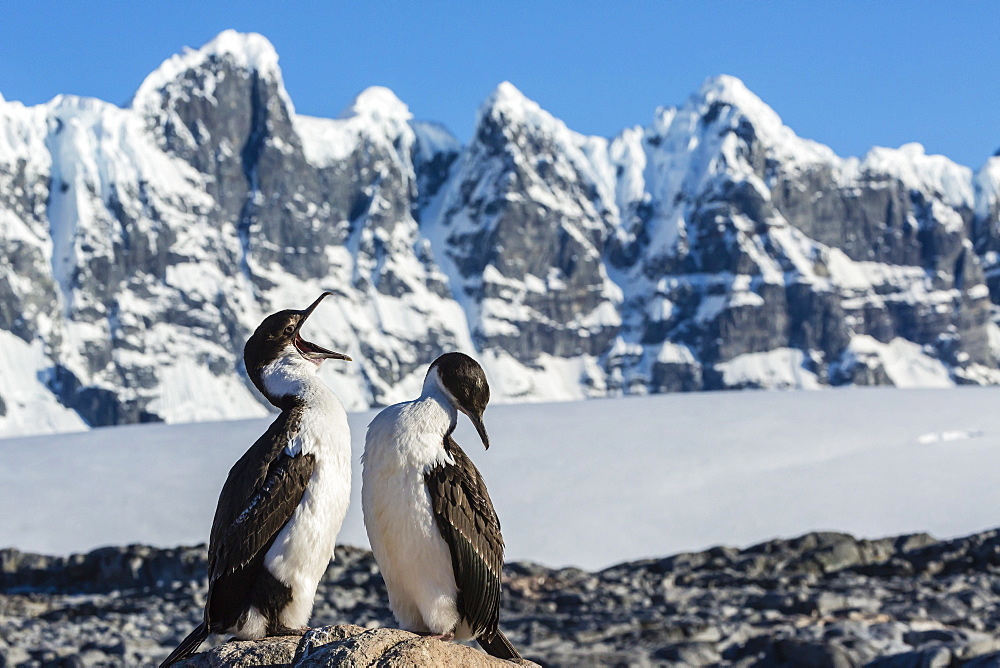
[[295, 87, 415, 167], [837, 336, 954, 388], [0, 330, 87, 435], [861, 143, 974, 210], [716, 347, 821, 390], [0, 96, 55, 350], [693, 74, 839, 169], [430, 81, 622, 374], [974, 155, 1000, 279], [604, 70, 992, 400], [131, 29, 292, 117], [0, 31, 997, 437], [1, 30, 481, 437], [975, 155, 1000, 221]]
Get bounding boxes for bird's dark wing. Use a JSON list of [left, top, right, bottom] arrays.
[[424, 435, 505, 640], [209, 450, 315, 580], [202, 410, 314, 629]]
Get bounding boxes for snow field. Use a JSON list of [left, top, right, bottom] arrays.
[[1, 387, 999, 570]]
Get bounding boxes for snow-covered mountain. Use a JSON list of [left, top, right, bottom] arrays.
[[1, 31, 998, 436]]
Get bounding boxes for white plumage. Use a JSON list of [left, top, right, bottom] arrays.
[[161, 294, 356, 667], [361, 368, 473, 639], [254, 348, 352, 632]]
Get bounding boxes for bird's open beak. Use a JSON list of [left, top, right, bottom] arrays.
[[294, 292, 352, 363], [468, 411, 490, 450]]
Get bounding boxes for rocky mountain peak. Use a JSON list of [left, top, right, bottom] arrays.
[[435, 82, 622, 380], [483, 80, 531, 110], [471, 81, 610, 189], [197, 30, 283, 77], [693, 74, 776, 121], [338, 86, 412, 123], [677, 74, 781, 148], [130, 29, 293, 120], [684, 75, 838, 170], [476, 81, 569, 137]]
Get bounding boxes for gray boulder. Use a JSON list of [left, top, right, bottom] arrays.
[[174, 624, 537, 667]]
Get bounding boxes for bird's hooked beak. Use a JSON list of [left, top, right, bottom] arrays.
[[294, 292, 352, 364], [466, 410, 490, 450]]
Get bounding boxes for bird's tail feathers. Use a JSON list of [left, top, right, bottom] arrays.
[[478, 628, 522, 662], [159, 622, 208, 667]]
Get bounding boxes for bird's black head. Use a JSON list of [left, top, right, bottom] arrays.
[[244, 292, 351, 406], [428, 352, 491, 449]]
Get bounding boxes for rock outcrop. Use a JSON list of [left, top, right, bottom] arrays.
[[174, 625, 537, 667]]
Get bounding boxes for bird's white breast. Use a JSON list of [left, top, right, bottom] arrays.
[[361, 395, 466, 636], [264, 376, 352, 629]]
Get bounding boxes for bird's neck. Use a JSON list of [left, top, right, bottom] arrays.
[[416, 385, 458, 437], [259, 354, 333, 409]]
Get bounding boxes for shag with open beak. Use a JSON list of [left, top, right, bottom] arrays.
[[246, 292, 351, 387], [360, 352, 521, 662], [161, 294, 353, 666]]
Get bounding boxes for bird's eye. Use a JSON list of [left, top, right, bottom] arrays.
[[283, 324, 295, 336]]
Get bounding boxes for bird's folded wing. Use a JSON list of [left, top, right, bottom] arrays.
[[425, 437, 504, 639], [209, 451, 316, 580]]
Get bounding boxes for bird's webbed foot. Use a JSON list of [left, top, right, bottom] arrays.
[[415, 630, 455, 642]]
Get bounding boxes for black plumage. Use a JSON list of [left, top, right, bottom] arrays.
[[161, 294, 351, 667], [160, 409, 314, 667], [434, 352, 491, 448], [205, 408, 314, 631], [425, 434, 521, 661]]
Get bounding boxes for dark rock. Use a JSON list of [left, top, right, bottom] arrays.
[[866, 646, 952, 668], [965, 651, 1000, 667], [765, 638, 857, 668], [653, 641, 721, 665], [4, 526, 1000, 666]]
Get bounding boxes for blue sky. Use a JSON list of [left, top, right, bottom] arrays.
[[0, 1, 996, 167]]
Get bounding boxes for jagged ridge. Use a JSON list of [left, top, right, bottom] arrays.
[[1, 32, 998, 435]]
